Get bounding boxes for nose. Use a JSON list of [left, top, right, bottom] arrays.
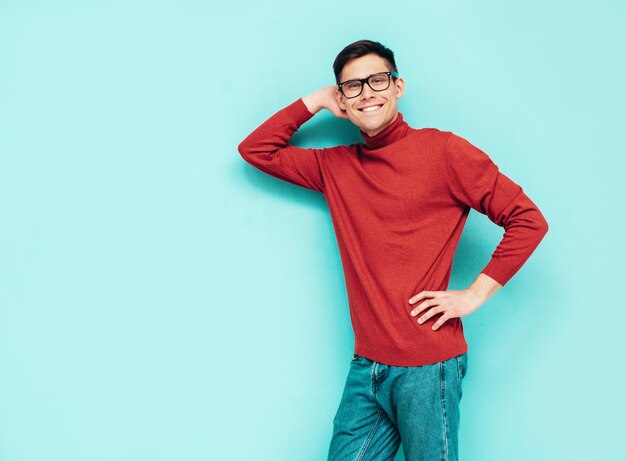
[[360, 83, 376, 99]]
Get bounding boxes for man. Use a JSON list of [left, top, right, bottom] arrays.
[[238, 40, 548, 461]]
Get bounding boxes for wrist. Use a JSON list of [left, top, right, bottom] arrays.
[[468, 273, 502, 303], [302, 92, 324, 114]]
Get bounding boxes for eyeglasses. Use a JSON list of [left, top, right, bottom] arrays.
[[338, 71, 399, 99]]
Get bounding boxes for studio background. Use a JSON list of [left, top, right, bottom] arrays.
[[1, 1, 624, 460]]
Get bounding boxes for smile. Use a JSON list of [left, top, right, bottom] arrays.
[[359, 104, 383, 112]]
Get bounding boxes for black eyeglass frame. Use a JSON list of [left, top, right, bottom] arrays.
[[337, 71, 400, 99]]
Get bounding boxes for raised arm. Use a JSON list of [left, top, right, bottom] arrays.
[[237, 86, 347, 193]]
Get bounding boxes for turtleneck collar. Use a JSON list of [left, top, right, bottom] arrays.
[[360, 112, 410, 150]]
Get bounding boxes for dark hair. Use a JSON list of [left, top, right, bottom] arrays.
[[333, 40, 398, 84]]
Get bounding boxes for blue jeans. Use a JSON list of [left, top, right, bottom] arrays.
[[327, 352, 468, 461]]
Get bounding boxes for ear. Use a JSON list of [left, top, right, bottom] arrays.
[[334, 87, 346, 110], [394, 77, 405, 100]]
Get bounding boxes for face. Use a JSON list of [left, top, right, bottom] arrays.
[[335, 53, 405, 137]]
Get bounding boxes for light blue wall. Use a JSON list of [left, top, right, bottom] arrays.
[[1, 1, 624, 460]]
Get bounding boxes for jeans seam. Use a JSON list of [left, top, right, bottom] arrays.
[[370, 362, 378, 397], [440, 361, 449, 461], [355, 409, 383, 461]]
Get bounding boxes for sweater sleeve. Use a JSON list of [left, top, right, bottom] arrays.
[[237, 98, 325, 193], [444, 132, 549, 286]]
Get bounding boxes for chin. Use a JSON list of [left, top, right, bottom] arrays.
[[363, 119, 388, 135], [362, 124, 381, 135], [351, 116, 378, 131]]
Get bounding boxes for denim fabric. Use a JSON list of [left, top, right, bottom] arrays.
[[327, 352, 468, 461]]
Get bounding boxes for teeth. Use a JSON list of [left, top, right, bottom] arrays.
[[362, 105, 382, 112]]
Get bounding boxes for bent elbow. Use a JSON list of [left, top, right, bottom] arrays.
[[534, 213, 549, 244], [238, 139, 261, 166], [237, 139, 250, 159], [537, 211, 549, 235]]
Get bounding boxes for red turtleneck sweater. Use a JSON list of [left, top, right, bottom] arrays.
[[238, 98, 549, 366]]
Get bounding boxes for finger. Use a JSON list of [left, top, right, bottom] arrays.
[[431, 313, 451, 331], [417, 306, 443, 324], [408, 290, 436, 305], [410, 299, 437, 317]]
